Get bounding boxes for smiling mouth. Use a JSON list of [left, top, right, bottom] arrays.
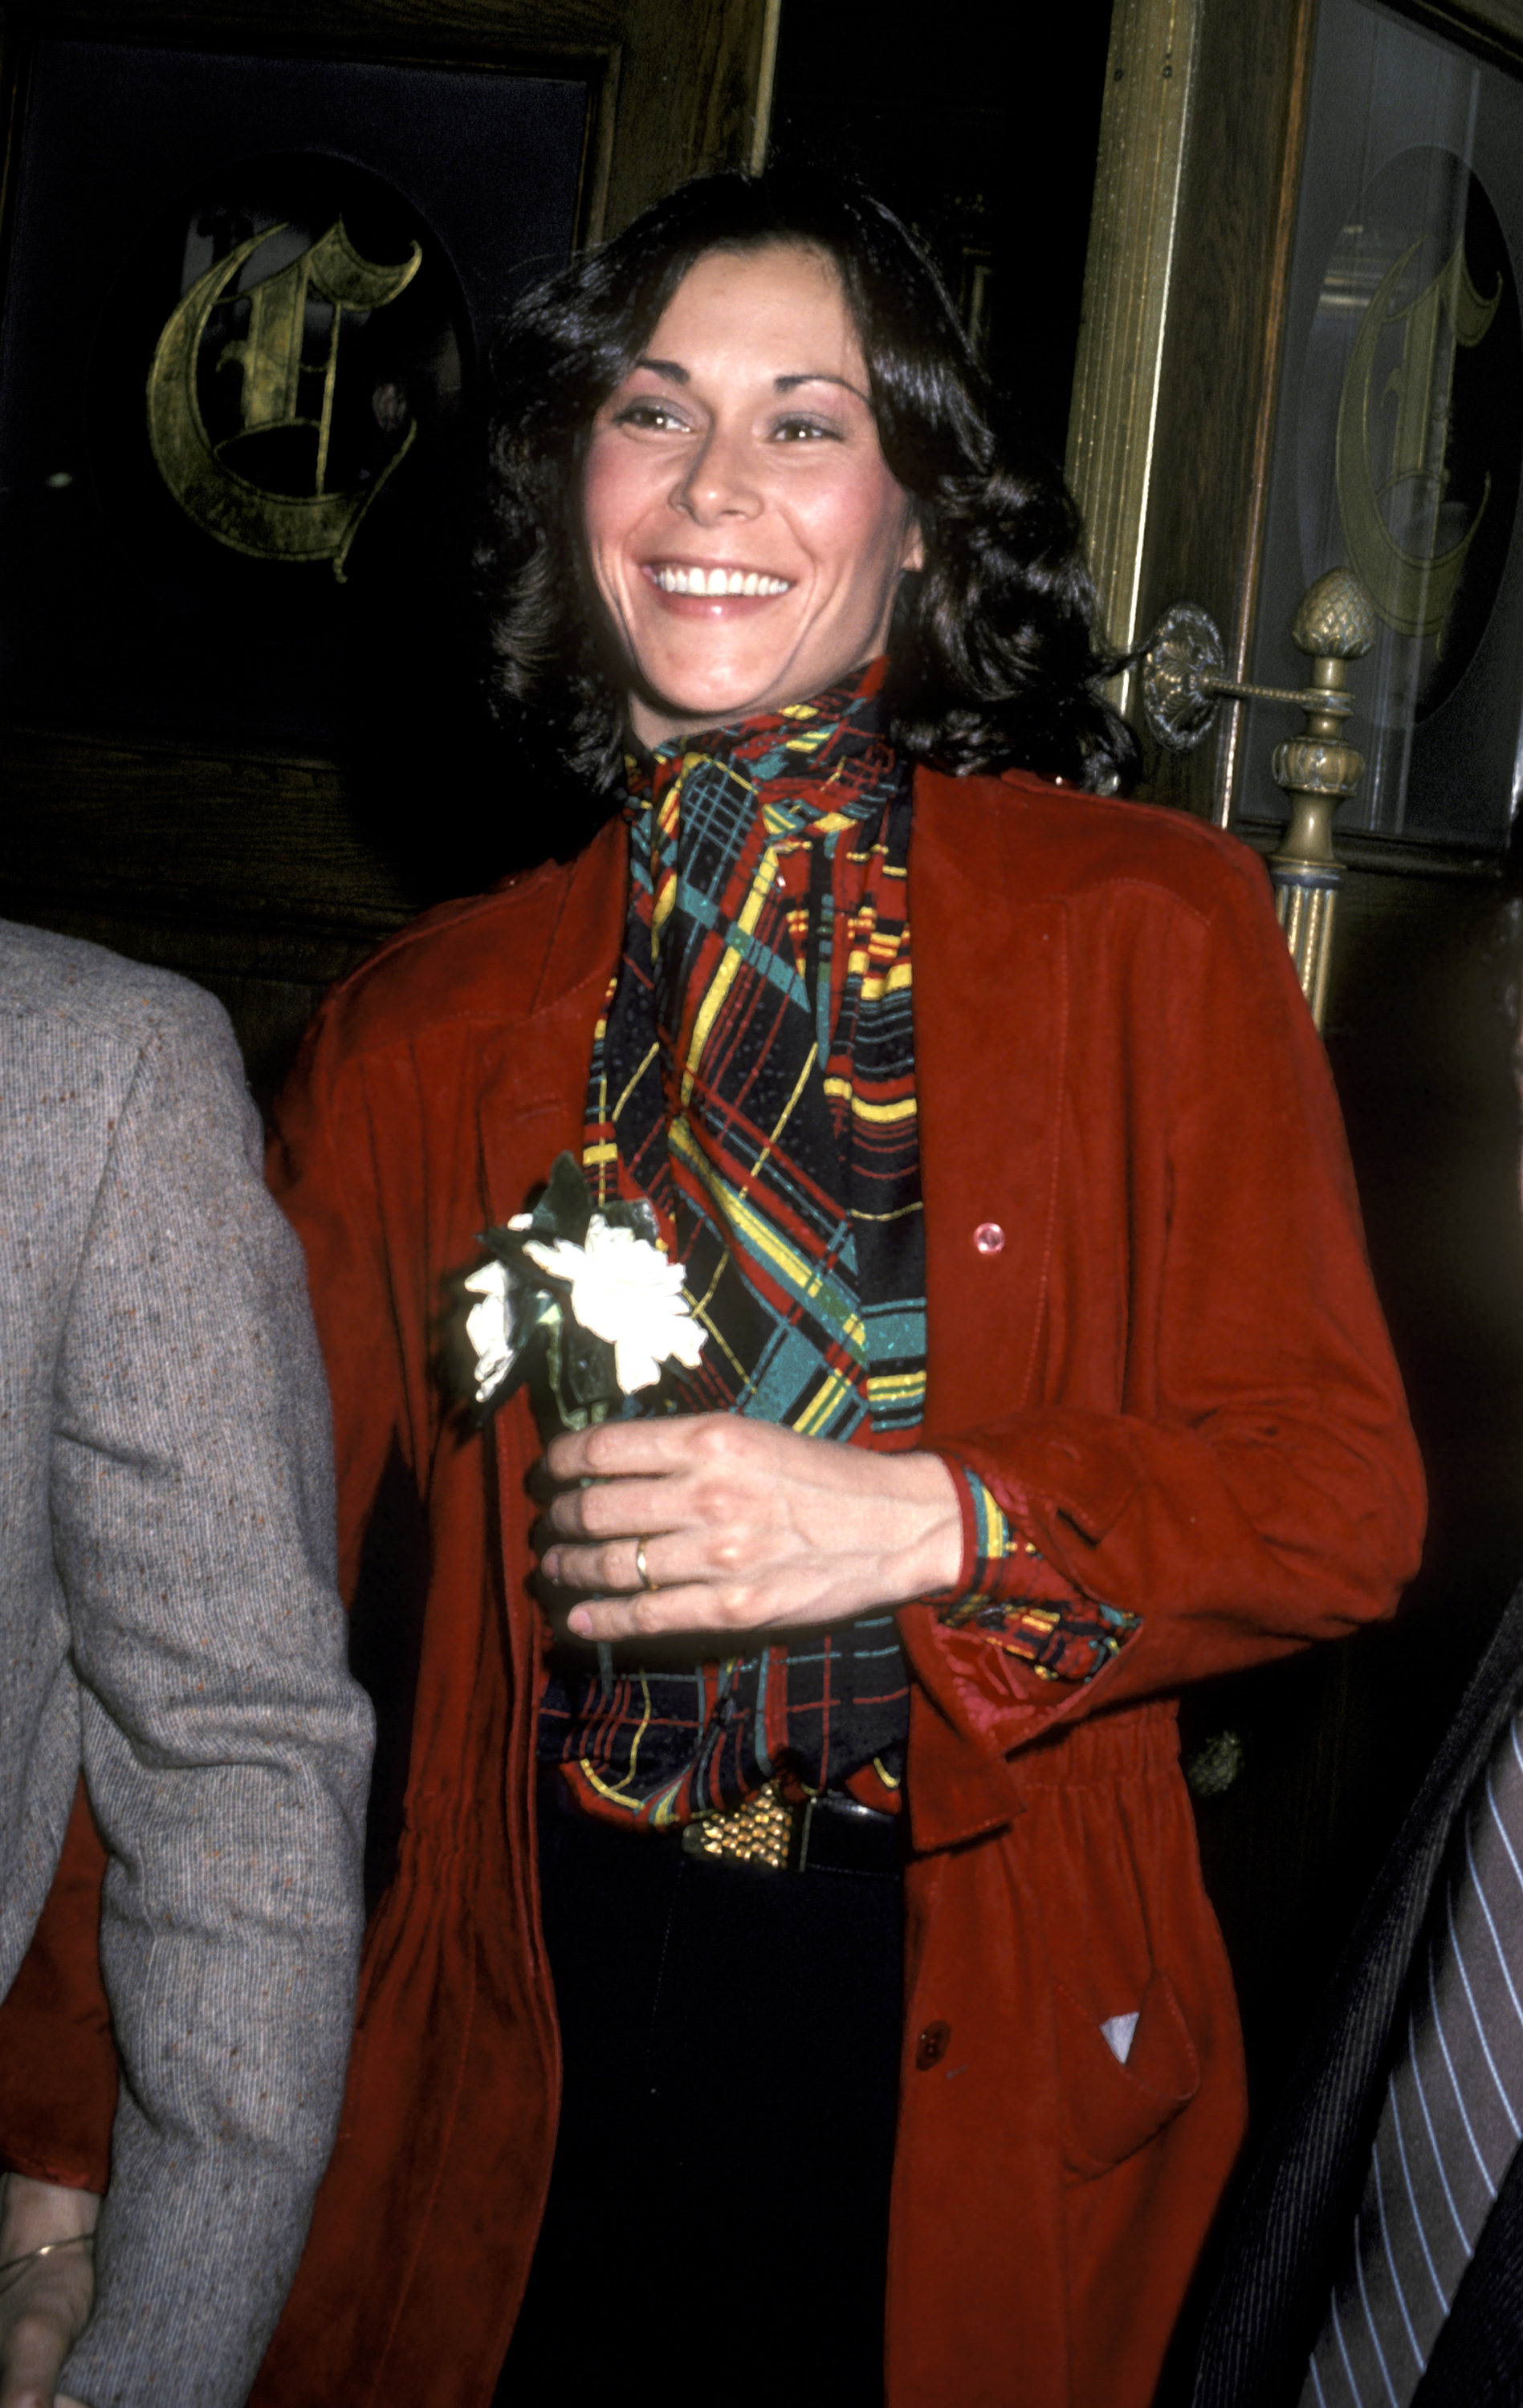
[[646, 564, 793, 597]]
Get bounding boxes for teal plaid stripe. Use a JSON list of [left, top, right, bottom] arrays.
[[544, 665, 922, 1821]]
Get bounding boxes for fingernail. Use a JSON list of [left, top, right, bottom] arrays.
[[568, 1608, 592, 1637]]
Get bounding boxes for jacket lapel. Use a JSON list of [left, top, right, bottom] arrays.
[[910, 767, 1069, 1438], [476, 819, 629, 1229]]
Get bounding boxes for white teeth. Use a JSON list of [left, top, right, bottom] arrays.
[[651, 566, 791, 596]]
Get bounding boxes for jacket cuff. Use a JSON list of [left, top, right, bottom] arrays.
[[930, 1450, 1140, 1686]]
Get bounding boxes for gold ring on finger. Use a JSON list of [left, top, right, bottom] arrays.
[[633, 1536, 659, 1593]]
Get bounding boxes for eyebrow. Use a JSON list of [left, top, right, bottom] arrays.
[[632, 356, 869, 404]]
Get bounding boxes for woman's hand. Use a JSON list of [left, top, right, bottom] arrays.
[[0, 2174, 96, 2408], [540, 1414, 962, 1642]]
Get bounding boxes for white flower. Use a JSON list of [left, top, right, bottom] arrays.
[[522, 1214, 706, 1395], [462, 1259, 515, 1406]]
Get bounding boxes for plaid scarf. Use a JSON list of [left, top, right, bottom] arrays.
[[538, 660, 921, 1826]]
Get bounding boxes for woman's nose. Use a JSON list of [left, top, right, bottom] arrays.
[[671, 425, 761, 523]]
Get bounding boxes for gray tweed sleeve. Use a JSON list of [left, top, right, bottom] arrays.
[[51, 991, 373, 2408]]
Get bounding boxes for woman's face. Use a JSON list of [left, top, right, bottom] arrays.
[[582, 242, 923, 749]]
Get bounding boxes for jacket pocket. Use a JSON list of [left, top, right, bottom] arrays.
[[1056, 1964, 1200, 2182]]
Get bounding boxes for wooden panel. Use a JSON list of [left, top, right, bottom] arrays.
[[0, 722, 422, 1102], [609, 0, 778, 230], [1422, 0, 1523, 51], [1129, 0, 1315, 820], [0, 727, 418, 937], [1065, 0, 1203, 678], [0, 0, 778, 235]]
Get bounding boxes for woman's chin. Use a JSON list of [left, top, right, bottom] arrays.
[[625, 641, 877, 743], [631, 672, 790, 745]]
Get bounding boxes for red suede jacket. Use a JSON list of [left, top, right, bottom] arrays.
[[0, 771, 1423, 2408]]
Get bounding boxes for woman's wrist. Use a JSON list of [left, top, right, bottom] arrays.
[[0, 2179, 99, 2264], [0, 2174, 98, 2408], [890, 1450, 964, 1602]]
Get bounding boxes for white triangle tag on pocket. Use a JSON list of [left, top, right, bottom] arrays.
[[1101, 2011, 1140, 2065]]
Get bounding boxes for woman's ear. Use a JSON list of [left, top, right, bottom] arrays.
[[902, 516, 926, 575]]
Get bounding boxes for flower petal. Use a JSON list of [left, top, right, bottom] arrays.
[[465, 1292, 511, 1401], [523, 1236, 584, 1280], [613, 1334, 663, 1393], [463, 1261, 508, 1300]]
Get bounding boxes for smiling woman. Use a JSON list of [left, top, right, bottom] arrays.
[[580, 246, 923, 743], [478, 172, 1134, 797], [0, 171, 1426, 2408]]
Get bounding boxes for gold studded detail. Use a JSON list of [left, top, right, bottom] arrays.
[[680, 1780, 796, 1871]]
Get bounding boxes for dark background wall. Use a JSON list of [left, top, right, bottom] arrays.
[[770, 0, 1114, 468]]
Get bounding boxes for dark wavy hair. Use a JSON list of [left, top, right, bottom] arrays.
[[478, 170, 1138, 797]]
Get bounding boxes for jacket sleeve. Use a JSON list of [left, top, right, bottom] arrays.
[[0, 998, 405, 2247], [902, 836, 1426, 1771], [0, 990, 373, 2408]]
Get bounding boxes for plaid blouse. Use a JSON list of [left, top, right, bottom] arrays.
[[537, 662, 1134, 1829]]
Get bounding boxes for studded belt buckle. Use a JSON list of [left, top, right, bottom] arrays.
[[680, 1779, 796, 1872]]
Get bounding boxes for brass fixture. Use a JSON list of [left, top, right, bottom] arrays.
[[1141, 567, 1378, 1030]]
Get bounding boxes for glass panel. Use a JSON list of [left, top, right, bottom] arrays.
[[1237, 0, 1523, 851], [0, 42, 588, 754]]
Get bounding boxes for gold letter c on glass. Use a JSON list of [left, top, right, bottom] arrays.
[[146, 216, 421, 582]]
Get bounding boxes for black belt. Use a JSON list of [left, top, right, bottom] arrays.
[[540, 1765, 901, 1880]]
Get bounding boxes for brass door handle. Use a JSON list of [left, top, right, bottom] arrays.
[[1140, 568, 1378, 1028]]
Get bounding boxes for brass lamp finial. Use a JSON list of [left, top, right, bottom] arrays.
[[1140, 567, 1378, 1030], [1289, 566, 1378, 659], [1268, 570, 1375, 1030]]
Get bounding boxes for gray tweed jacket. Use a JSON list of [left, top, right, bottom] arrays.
[[0, 921, 373, 2406]]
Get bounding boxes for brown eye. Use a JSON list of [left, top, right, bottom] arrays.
[[772, 415, 837, 442], [613, 401, 687, 432]]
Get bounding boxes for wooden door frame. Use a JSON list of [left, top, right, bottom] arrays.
[[1066, 0, 1523, 833]]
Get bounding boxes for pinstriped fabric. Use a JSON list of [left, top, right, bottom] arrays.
[[1300, 1713, 1523, 2408]]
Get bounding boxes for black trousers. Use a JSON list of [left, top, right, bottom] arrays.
[[496, 1775, 904, 2407]]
